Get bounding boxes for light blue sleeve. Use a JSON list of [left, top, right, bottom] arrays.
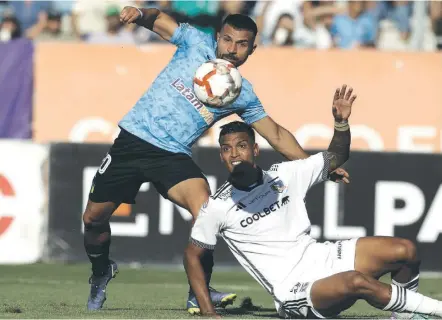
[[170, 23, 211, 48], [237, 78, 267, 124], [237, 89, 268, 125]]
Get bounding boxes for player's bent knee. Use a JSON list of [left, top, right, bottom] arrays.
[[83, 214, 108, 230], [393, 238, 418, 262], [345, 271, 371, 296], [82, 201, 115, 226]]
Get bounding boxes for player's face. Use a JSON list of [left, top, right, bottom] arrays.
[[219, 132, 259, 173], [216, 24, 257, 67]]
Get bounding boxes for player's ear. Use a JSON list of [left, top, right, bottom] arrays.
[[253, 143, 259, 157], [219, 152, 224, 163], [249, 38, 258, 55], [217, 32, 220, 42]]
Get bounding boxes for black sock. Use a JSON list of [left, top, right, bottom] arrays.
[[84, 222, 111, 276], [189, 250, 214, 295]]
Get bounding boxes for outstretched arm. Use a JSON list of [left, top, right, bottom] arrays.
[[326, 85, 356, 172], [119, 6, 178, 41], [251, 116, 309, 161], [184, 243, 219, 317]]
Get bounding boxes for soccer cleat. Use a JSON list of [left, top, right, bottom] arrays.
[[87, 260, 119, 311], [186, 287, 237, 315]]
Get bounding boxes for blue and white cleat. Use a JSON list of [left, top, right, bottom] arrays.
[[187, 287, 237, 315], [87, 260, 119, 311]]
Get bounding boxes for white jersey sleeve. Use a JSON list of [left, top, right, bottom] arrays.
[[190, 199, 225, 250], [271, 152, 330, 195]]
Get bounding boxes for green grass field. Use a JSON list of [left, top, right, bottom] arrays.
[[0, 263, 441, 319]]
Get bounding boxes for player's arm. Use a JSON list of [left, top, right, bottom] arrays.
[[184, 244, 218, 317], [251, 116, 309, 160], [184, 199, 223, 317], [119, 6, 178, 41], [326, 85, 356, 172]]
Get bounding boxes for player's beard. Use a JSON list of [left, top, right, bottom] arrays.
[[216, 48, 242, 67], [228, 162, 263, 191]]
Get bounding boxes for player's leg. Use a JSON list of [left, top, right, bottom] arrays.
[[355, 236, 420, 282], [83, 200, 121, 310], [354, 236, 421, 318], [84, 129, 144, 310], [152, 155, 236, 314], [166, 177, 211, 220], [308, 271, 442, 318], [83, 200, 119, 277]]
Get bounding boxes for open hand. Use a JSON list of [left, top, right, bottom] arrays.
[[332, 84, 357, 122]]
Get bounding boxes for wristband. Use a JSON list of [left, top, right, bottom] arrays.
[[334, 120, 349, 131], [136, 7, 143, 19]]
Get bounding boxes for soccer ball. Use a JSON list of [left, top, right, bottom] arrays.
[[193, 59, 242, 108]]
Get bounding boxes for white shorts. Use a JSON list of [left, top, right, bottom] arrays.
[[274, 238, 359, 319]]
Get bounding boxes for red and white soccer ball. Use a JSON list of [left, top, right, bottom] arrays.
[[193, 59, 242, 108]]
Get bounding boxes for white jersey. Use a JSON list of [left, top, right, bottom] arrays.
[[190, 152, 330, 297]]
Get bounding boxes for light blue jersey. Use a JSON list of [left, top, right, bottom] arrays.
[[119, 23, 267, 156]]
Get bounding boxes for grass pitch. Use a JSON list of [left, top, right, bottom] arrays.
[[0, 263, 441, 318]]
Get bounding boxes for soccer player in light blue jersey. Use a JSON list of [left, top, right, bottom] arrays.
[[83, 6, 349, 313]]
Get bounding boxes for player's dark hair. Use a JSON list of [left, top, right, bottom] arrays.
[[219, 121, 255, 144], [222, 14, 258, 37]]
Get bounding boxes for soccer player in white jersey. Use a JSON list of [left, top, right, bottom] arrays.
[[84, 5, 353, 313], [185, 86, 442, 319]]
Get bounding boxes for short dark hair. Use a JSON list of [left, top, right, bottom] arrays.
[[219, 121, 255, 144], [222, 14, 258, 37]]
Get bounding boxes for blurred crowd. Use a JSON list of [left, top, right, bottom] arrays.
[[0, 0, 441, 51]]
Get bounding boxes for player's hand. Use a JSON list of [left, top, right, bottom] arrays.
[[332, 84, 357, 122], [329, 167, 350, 184], [120, 6, 142, 24]]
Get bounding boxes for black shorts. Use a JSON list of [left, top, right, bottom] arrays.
[[89, 128, 207, 203]]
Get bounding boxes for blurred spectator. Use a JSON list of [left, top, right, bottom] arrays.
[[71, 0, 135, 40], [8, 0, 51, 32], [271, 13, 295, 46], [26, 10, 75, 41], [171, 0, 219, 18], [430, 0, 442, 50], [367, 1, 412, 41], [134, 0, 255, 43], [254, 0, 304, 45], [255, 0, 333, 49], [166, 1, 220, 35], [86, 6, 136, 45], [330, 1, 376, 49], [0, 1, 9, 17], [219, 1, 253, 17], [294, 1, 337, 49], [52, 0, 74, 16], [302, 1, 344, 30], [0, 15, 22, 42]]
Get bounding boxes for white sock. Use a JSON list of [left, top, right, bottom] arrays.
[[383, 284, 442, 317], [391, 275, 419, 318]]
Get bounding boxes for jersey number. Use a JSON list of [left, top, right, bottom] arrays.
[[98, 154, 112, 174]]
